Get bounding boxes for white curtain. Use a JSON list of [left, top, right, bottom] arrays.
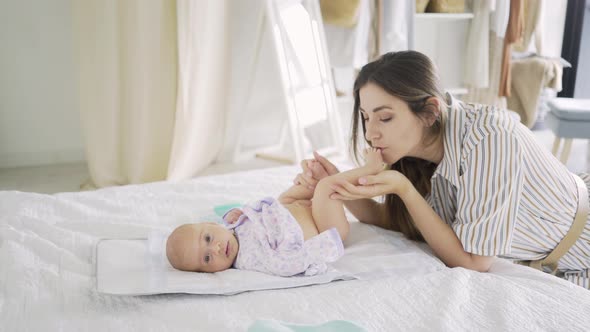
[[73, 0, 228, 188], [168, 0, 228, 181]]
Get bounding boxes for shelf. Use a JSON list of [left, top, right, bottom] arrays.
[[446, 87, 469, 95], [415, 13, 474, 21]]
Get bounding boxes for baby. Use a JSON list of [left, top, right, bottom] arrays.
[[166, 148, 386, 277]]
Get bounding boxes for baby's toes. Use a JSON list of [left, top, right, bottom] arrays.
[[368, 148, 382, 158], [365, 148, 384, 165]]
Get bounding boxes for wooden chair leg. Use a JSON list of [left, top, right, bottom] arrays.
[[560, 139, 573, 164], [552, 137, 562, 156]]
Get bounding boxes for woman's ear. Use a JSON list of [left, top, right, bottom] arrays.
[[424, 97, 441, 127]]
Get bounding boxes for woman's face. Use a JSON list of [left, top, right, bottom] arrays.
[[359, 83, 428, 164]]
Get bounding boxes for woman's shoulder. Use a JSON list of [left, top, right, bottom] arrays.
[[456, 100, 518, 134], [451, 99, 521, 154]]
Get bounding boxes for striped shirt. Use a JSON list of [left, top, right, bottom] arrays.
[[427, 94, 590, 288]]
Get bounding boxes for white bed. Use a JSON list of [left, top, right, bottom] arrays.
[[1, 165, 589, 331]]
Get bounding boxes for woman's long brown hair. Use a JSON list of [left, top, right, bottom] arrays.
[[350, 51, 447, 241]]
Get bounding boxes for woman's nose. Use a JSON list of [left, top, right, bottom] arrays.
[[365, 121, 380, 142]]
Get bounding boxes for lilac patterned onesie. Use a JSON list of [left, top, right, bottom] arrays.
[[222, 197, 344, 277]]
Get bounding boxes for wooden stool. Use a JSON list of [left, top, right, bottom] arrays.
[[545, 98, 590, 164]]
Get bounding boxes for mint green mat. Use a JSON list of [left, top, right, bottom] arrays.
[[247, 320, 366, 332]]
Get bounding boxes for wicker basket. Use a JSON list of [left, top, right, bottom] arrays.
[[320, 0, 361, 28], [426, 0, 465, 13], [416, 0, 430, 13]]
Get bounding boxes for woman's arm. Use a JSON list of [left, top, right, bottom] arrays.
[[294, 151, 389, 229], [343, 199, 391, 229], [330, 170, 494, 272], [400, 186, 494, 272]]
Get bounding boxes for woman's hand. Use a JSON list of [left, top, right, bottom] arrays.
[[329, 170, 412, 200], [293, 151, 340, 190]]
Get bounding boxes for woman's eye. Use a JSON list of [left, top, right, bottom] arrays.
[[204, 255, 210, 263], [380, 117, 392, 123]]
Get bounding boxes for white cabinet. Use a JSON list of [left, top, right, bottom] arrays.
[[414, 12, 474, 95]]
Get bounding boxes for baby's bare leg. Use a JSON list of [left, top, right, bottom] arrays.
[[312, 148, 385, 241], [312, 180, 350, 240]]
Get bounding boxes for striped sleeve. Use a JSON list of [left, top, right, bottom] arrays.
[[453, 128, 524, 256]]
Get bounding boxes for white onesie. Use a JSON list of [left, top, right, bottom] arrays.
[[223, 197, 344, 277]]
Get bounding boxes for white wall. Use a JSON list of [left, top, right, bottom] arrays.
[[0, 0, 84, 168]]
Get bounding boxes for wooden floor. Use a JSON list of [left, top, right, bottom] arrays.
[[0, 158, 285, 194]]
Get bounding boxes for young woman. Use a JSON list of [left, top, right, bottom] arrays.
[[295, 51, 590, 288]]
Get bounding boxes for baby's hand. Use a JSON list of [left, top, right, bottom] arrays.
[[308, 159, 330, 181], [225, 209, 243, 224]]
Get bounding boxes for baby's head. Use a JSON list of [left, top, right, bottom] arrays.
[[166, 222, 238, 273]]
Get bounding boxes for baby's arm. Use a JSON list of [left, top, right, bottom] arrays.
[[311, 148, 385, 241], [223, 208, 244, 224], [277, 184, 313, 204], [278, 160, 329, 204]]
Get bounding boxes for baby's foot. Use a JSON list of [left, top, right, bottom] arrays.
[[308, 160, 330, 180], [364, 147, 386, 173]]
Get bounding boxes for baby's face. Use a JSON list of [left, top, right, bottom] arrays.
[[166, 222, 239, 273]]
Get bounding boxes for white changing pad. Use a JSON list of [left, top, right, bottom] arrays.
[[96, 222, 445, 295]]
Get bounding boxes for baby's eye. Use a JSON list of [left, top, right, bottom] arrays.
[[205, 234, 211, 243], [204, 254, 211, 263]]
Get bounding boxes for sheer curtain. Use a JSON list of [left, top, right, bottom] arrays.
[[73, 0, 228, 188]]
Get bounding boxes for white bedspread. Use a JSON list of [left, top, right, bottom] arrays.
[[1, 165, 590, 331]]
